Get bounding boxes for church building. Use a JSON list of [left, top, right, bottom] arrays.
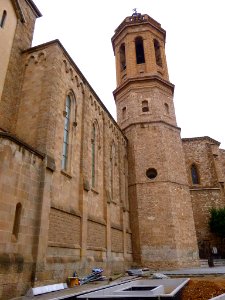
[[0, 1, 225, 299]]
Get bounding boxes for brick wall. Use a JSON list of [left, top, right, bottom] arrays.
[[87, 220, 106, 249], [126, 233, 132, 254], [111, 228, 123, 253], [48, 208, 81, 248]]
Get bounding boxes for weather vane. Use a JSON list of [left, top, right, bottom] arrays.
[[132, 8, 140, 17]]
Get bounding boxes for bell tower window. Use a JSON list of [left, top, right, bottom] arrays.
[[122, 107, 127, 119], [154, 39, 162, 67], [164, 103, 169, 115], [120, 43, 126, 71], [135, 37, 145, 64], [142, 100, 149, 112], [0, 10, 7, 28]]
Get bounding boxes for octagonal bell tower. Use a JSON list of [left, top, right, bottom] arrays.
[[112, 12, 199, 268]]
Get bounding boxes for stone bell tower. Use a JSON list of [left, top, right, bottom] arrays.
[[112, 12, 199, 268]]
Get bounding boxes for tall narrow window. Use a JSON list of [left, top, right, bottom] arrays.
[[120, 43, 126, 71], [91, 124, 96, 187], [191, 164, 200, 184], [164, 103, 169, 115], [142, 100, 149, 112], [91, 121, 99, 189], [0, 10, 7, 28], [12, 203, 22, 240], [62, 95, 71, 170], [154, 39, 162, 67], [135, 37, 145, 64], [110, 143, 116, 200], [122, 107, 127, 119]]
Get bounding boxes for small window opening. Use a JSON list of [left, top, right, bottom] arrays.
[[122, 107, 127, 119], [164, 103, 169, 115], [142, 100, 149, 112], [135, 37, 145, 64], [12, 203, 22, 239], [120, 43, 126, 71], [154, 39, 162, 67], [0, 10, 7, 28], [191, 164, 200, 184]]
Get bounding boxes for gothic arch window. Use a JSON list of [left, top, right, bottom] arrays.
[[191, 163, 200, 184], [120, 43, 126, 71], [62, 92, 76, 171], [12, 203, 22, 240], [164, 103, 169, 115], [142, 100, 149, 112], [154, 39, 163, 67], [135, 36, 145, 64], [91, 120, 100, 188], [0, 10, 7, 28], [110, 143, 116, 200]]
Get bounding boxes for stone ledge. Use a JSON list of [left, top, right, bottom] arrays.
[[0, 132, 44, 158]]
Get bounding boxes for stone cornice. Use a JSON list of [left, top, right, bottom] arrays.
[[123, 120, 181, 132], [113, 75, 175, 98], [11, 0, 42, 22], [182, 136, 220, 146], [0, 132, 44, 158], [25, 0, 42, 17]]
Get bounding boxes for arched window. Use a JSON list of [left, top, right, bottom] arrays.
[[0, 10, 7, 28], [110, 143, 116, 200], [154, 39, 162, 67], [12, 203, 22, 240], [191, 164, 200, 184], [135, 37, 145, 64], [142, 100, 149, 112], [62, 95, 71, 170], [120, 43, 126, 71], [164, 103, 169, 115], [91, 124, 96, 187], [61, 92, 76, 172], [91, 121, 99, 188]]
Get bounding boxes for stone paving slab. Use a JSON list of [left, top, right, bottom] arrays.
[[161, 266, 225, 276]]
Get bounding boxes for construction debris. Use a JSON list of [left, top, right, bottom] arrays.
[[79, 268, 105, 285]]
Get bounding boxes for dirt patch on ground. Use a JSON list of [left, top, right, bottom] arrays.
[[181, 277, 225, 300]]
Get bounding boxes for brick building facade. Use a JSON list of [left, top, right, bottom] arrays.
[[0, 1, 224, 299]]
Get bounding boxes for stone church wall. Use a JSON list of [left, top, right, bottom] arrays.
[[0, 134, 44, 299], [182, 138, 225, 257], [10, 41, 132, 289]]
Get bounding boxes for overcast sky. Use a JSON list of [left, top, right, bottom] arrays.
[[32, 0, 225, 149]]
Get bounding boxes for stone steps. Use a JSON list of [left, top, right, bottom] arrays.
[[200, 259, 225, 267]]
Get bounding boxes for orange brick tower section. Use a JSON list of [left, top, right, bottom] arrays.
[[112, 13, 199, 268]]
